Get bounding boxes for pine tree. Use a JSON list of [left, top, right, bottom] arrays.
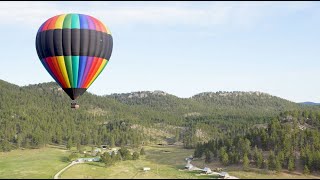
[[66, 138, 72, 150], [277, 150, 285, 167], [303, 165, 310, 175], [264, 159, 269, 170], [132, 152, 140, 160], [68, 152, 79, 162], [275, 159, 282, 172], [110, 136, 115, 148], [115, 153, 122, 161], [288, 157, 295, 172], [257, 149, 264, 169], [77, 143, 82, 153], [0, 140, 12, 152], [119, 147, 132, 161], [243, 153, 250, 171], [175, 129, 180, 142], [268, 151, 277, 170], [91, 146, 95, 156], [111, 151, 116, 160], [222, 153, 229, 166], [140, 147, 146, 155], [205, 150, 212, 163], [102, 152, 113, 167]]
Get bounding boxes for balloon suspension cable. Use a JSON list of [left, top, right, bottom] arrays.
[[71, 100, 79, 109]]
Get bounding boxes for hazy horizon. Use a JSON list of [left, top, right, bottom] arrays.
[[0, 1, 319, 103]]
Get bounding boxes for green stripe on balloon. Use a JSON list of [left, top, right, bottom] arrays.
[[72, 56, 79, 88], [64, 56, 74, 87], [63, 14, 72, 28], [71, 14, 80, 29]]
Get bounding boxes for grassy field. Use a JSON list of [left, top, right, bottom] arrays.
[[2, 144, 320, 179], [0, 145, 69, 179], [228, 170, 320, 179], [60, 145, 217, 179], [191, 157, 320, 179]]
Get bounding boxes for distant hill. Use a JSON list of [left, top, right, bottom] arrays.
[[107, 90, 301, 124], [299, 101, 320, 106], [191, 91, 298, 111], [0, 79, 304, 124]]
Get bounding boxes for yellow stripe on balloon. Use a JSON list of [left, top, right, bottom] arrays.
[[56, 56, 71, 88], [87, 59, 108, 88], [102, 23, 111, 35], [55, 14, 67, 29]]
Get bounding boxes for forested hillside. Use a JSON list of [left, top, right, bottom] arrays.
[[108, 90, 300, 124], [0, 80, 318, 154], [194, 109, 320, 173]]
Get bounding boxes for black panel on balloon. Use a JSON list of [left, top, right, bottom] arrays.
[[36, 29, 113, 60], [62, 88, 87, 100]]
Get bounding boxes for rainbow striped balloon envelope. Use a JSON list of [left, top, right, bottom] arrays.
[[35, 13, 113, 100]]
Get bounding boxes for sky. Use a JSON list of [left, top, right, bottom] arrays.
[[0, 1, 319, 103]]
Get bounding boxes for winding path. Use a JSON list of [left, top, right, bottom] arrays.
[[53, 161, 82, 179]]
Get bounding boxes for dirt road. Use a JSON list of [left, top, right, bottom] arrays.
[[53, 161, 82, 179]]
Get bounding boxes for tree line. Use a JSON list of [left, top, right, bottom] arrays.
[[193, 109, 320, 173]]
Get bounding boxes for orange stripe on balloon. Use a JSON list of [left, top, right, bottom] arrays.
[[87, 59, 107, 88], [83, 57, 103, 88], [97, 18, 108, 33], [46, 57, 68, 88], [82, 57, 102, 88], [47, 15, 60, 30], [41, 16, 55, 31], [94, 18, 104, 32], [51, 56, 69, 88], [48, 57, 68, 88], [98, 21, 107, 32]]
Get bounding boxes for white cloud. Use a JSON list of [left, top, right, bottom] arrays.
[[0, 1, 316, 30], [0, 2, 63, 32]]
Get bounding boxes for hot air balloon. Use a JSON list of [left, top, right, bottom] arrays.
[[35, 14, 113, 108]]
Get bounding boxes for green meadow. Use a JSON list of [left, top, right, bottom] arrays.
[[60, 145, 216, 179], [0, 145, 215, 179], [0, 145, 69, 179], [1, 145, 319, 179]]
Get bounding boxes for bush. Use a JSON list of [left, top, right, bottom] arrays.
[[119, 147, 132, 161], [68, 152, 79, 162], [132, 152, 140, 160], [140, 148, 146, 155]]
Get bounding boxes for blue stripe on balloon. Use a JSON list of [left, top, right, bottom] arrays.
[[77, 56, 87, 87], [80, 56, 93, 87], [79, 14, 89, 29], [37, 22, 46, 33]]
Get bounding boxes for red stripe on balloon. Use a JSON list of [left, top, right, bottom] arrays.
[[41, 16, 55, 32], [41, 58, 61, 87], [51, 56, 68, 88], [45, 57, 68, 88], [81, 57, 100, 88], [91, 17, 102, 32], [95, 17, 107, 33], [47, 15, 59, 30], [82, 57, 103, 88]]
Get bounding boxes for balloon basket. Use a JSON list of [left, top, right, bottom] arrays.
[[71, 100, 79, 109]]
